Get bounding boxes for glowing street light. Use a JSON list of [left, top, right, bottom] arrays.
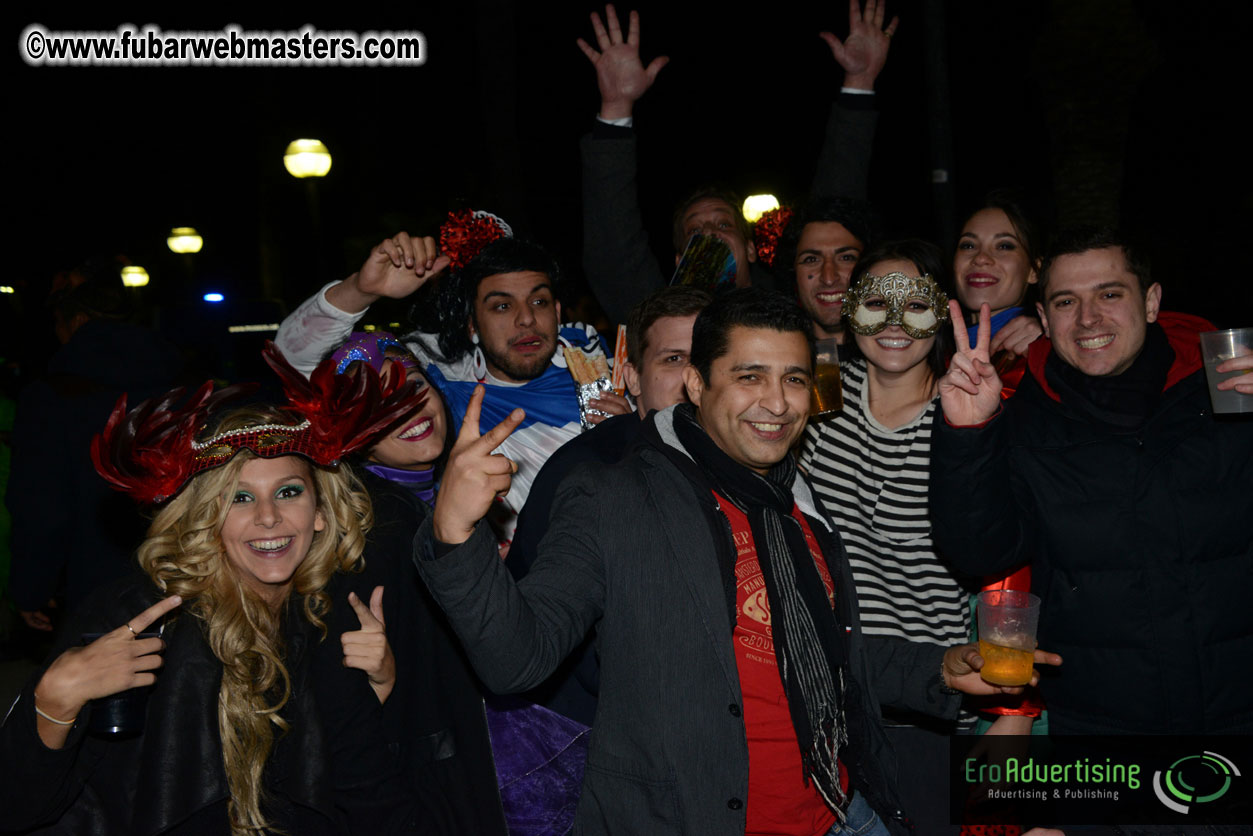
[[120, 266, 150, 287], [283, 139, 332, 178], [203, 292, 225, 303], [741, 194, 780, 224], [167, 227, 204, 254]]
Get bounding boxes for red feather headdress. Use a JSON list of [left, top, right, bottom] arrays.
[[91, 342, 426, 504], [753, 205, 795, 268], [438, 209, 512, 270]]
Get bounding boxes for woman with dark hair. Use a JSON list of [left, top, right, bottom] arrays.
[[952, 191, 1045, 395], [329, 332, 455, 507], [953, 193, 1049, 758], [0, 353, 438, 835], [329, 331, 587, 836], [800, 239, 975, 834]]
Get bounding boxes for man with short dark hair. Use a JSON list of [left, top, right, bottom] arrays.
[[774, 195, 878, 343], [578, 2, 896, 325], [276, 231, 622, 540], [931, 227, 1253, 735], [419, 288, 1054, 835]]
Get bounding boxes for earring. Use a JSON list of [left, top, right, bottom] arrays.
[[470, 332, 487, 381]]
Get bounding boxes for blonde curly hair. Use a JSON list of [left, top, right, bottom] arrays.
[[136, 405, 372, 835]]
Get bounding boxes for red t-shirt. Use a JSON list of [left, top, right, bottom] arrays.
[[719, 492, 847, 836]]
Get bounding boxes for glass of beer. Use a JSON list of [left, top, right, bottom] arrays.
[[810, 338, 843, 420], [976, 590, 1041, 687]]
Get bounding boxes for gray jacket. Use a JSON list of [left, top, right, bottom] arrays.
[[415, 408, 958, 835]]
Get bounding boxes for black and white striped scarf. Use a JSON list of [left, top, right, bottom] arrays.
[[668, 404, 851, 814]]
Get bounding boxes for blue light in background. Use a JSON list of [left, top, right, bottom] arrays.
[[203, 292, 225, 303]]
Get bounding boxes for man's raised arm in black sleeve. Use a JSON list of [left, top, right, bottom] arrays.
[[578, 3, 899, 327], [577, 5, 670, 326], [811, 0, 899, 201]]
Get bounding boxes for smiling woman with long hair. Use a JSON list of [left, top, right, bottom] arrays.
[[0, 352, 436, 835], [133, 407, 372, 833]]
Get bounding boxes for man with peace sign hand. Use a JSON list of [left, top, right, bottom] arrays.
[[418, 289, 1060, 836], [930, 227, 1253, 737]]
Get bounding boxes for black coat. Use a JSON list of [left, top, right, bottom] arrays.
[[416, 407, 961, 835], [0, 473, 506, 836], [0, 574, 419, 835], [579, 97, 877, 326], [342, 473, 507, 836], [930, 313, 1253, 734], [506, 412, 643, 724]]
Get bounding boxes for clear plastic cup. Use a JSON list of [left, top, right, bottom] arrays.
[[1199, 328, 1253, 415], [976, 590, 1041, 687]]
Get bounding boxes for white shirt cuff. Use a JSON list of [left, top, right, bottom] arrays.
[[596, 114, 634, 128]]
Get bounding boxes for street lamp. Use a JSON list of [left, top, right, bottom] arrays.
[[167, 227, 204, 254], [283, 139, 332, 178], [121, 266, 150, 287], [741, 194, 780, 224]]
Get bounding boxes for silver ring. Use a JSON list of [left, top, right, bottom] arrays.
[[126, 623, 137, 636]]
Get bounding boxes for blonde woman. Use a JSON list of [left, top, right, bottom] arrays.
[[0, 351, 431, 835]]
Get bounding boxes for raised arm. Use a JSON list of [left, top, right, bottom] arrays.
[[275, 233, 448, 375], [418, 387, 606, 693], [578, 5, 670, 324], [811, 0, 899, 201], [930, 301, 1035, 575]]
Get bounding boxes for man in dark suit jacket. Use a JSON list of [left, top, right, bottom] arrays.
[[419, 289, 1056, 835]]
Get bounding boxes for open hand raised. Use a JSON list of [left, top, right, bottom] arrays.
[[820, 0, 899, 90], [577, 5, 669, 121], [432, 386, 526, 545]]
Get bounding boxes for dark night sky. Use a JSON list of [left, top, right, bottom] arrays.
[[8, 1, 1251, 381]]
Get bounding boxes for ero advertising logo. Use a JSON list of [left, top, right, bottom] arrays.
[[1153, 751, 1241, 815]]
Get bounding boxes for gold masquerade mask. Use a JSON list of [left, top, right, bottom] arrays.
[[846, 272, 950, 339]]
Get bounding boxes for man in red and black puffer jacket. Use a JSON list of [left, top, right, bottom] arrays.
[[931, 226, 1253, 736]]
